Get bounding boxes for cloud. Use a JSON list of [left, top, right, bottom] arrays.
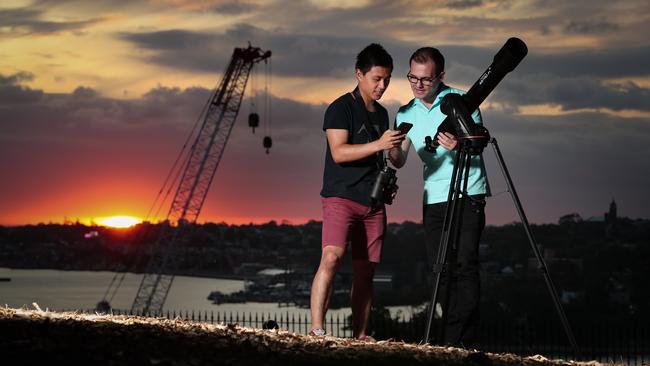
[[0, 73, 214, 141], [519, 47, 650, 79], [0, 71, 35, 83], [564, 18, 620, 34], [119, 29, 215, 51], [0, 71, 44, 104], [209, 0, 256, 15], [476, 107, 650, 224], [0, 6, 103, 36], [492, 76, 650, 112], [2, 0, 649, 225], [115, 25, 650, 114], [119, 24, 407, 78], [440, 44, 650, 81], [446, 0, 484, 9], [432, 44, 650, 113], [118, 24, 650, 81], [1, 72, 649, 225], [0, 72, 327, 221]]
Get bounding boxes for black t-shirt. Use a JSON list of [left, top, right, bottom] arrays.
[[320, 90, 389, 206]]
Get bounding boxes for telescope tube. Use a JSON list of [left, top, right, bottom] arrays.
[[462, 37, 528, 113]]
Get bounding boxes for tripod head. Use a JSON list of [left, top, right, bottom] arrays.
[[424, 37, 528, 155]]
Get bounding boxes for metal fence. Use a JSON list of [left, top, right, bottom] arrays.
[[83, 309, 649, 365], [105, 308, 352, 337]]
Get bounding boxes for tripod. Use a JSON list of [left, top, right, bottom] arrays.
[[423, 137, 578, 352]]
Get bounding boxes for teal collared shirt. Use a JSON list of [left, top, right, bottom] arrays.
[[396, 84, 490, 205]]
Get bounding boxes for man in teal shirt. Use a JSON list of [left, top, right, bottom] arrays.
[[388, 47, 489, 346]]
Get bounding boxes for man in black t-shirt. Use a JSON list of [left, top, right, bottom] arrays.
[[309, 44, 404, 340]]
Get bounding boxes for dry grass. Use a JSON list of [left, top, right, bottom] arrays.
[[0, 307, 613, 366]]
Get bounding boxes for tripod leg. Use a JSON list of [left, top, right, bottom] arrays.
[[437, 150, 473, 343], [452, 152, 473, 252], [489, 138, 578, 352], [424, 147, 469, 344], [440, 152, 475, 343]]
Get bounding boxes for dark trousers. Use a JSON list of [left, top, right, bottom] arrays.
[[423, 195, 486, 347]]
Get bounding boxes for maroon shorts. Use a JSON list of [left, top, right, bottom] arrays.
[[321, 196, 387, 263]]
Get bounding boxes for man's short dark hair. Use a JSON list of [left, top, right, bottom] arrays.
[[409, 47, 445, 76], [355, 43, 393, 74]]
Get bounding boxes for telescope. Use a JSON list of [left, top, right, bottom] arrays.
[[423, 37, 579, 352], [425, 37, 528, 154]]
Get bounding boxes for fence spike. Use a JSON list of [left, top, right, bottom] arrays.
[[298, 313, 302, 334]]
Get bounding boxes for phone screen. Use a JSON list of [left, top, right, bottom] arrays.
[[397, 122, 413, 134]]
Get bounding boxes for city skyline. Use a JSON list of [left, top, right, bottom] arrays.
[[1, 0, 649, 226]]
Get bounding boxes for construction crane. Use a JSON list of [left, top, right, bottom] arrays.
[[125, 44, 271, 314]]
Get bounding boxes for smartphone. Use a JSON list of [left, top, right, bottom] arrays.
[[397, 122, 413, 134]]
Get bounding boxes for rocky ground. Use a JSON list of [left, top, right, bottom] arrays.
[[0, 307, 613, 366]]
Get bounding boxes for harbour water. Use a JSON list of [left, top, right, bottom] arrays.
[[0, 267, 416, 320]]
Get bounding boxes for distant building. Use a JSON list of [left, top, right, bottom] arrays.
[[605, 199, 617, 223], [605, 199, 618, 237]]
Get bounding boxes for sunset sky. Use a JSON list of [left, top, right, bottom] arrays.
[[1, 0, 649, 226]]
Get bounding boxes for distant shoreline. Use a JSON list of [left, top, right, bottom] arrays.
[[0, 266, 248, 282]]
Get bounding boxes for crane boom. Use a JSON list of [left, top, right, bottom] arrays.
[[131, 45, 271, 314]]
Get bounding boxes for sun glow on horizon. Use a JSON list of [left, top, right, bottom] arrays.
[[96, 215, 142, 228]]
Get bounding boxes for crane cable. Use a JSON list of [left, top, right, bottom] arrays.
[[251, 62, 258, 115], [264, 58, 272, 137], [101, 82, 219, 305]]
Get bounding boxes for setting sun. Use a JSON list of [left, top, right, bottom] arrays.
[[96, 215, 142, 228]]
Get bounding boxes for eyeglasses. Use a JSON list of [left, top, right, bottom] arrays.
[[407, 73, 437, 86]]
